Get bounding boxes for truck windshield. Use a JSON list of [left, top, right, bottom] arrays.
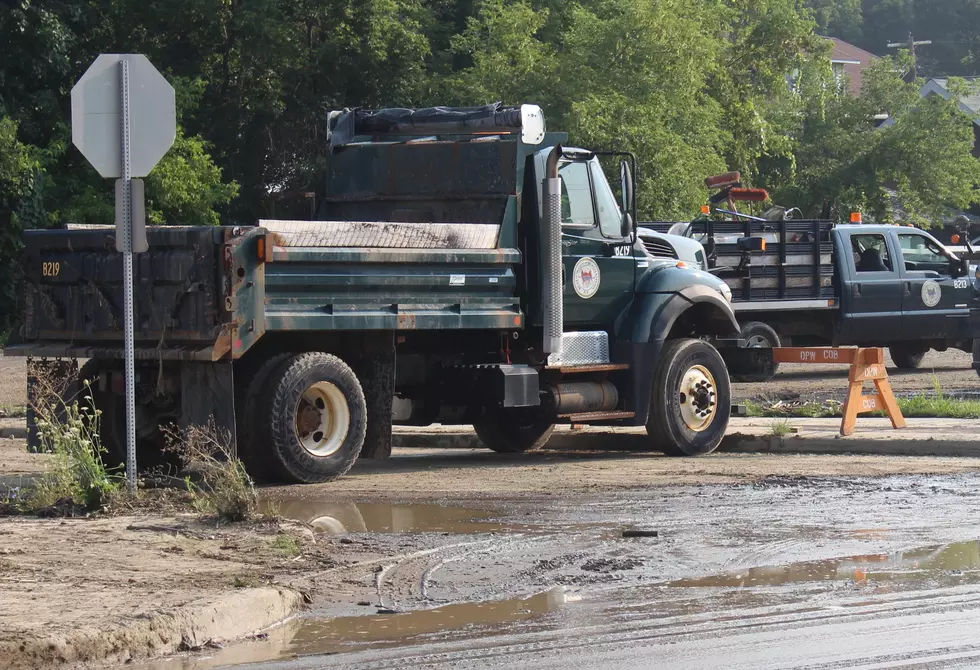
[[589, 159, 623, 239], [559, 161, 596, 228]]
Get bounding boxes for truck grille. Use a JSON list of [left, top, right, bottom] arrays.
[[642, 238, 678, 259]]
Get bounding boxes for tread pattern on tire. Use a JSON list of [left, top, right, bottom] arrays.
[[239, 353, 292, 483], [266, 352, 367, 484], [473, 416, 555, 454], [647, 338, 731, 458]]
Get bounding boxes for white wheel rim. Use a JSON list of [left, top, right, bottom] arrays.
[[295, 381, 350, 457], [678, 364, 718, 432]]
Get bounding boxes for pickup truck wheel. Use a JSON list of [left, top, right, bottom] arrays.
[[265, 353, 367, 484], [731, 322, 780, 383], [647, 338, 731, 457], [974, 340, 980, 379], [474, 409, 555, 454], [889, 344, 927, 370]]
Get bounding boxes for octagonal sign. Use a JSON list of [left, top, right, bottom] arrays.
[[71, 54, 176, 178]]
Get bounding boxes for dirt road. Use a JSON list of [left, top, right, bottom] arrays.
[[133, 472, 980, 670]]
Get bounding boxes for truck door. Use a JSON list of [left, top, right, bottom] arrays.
[[558, 157, 635, 327], [895, 230, 972, 340], [837, 229, 904, 343]]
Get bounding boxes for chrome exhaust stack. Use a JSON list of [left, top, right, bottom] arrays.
[[542, 145, 564, 356]]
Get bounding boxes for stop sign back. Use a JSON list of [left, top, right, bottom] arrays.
[[71, 54, 176, 178]]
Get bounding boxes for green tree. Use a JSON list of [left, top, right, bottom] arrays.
[[0, 118, 40, 331]]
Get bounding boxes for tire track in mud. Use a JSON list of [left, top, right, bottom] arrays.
[[282, 585, 980, 669]]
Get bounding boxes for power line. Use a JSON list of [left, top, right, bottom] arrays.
[[887, 33, 933, 79]]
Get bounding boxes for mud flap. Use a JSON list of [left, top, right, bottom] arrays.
[[26, 359, 80, 453], [353, 340, 395, 460], [180, 361, 237, 458], [720, 347, 773, 379]]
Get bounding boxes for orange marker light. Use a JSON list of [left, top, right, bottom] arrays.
[[701, 205, 711, 214], [676, 261, 689, 268], [850, 212, 863, 223], [760, 239, 767, 251], [952, 233, 962, 244], [256, 237, 266, 261]]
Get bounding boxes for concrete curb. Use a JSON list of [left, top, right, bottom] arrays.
[[392, 424, 980, 458], [0, 586, 305, 669]]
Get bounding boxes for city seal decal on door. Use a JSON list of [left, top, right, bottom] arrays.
[[572, 257, 601, 299], [921, 280, 942, 307]]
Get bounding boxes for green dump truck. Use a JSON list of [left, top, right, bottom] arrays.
[[9, 104, 741, 483]]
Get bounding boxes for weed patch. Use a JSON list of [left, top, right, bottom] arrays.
[[163, 422, 257, 523], [271, 534, 300, 557]]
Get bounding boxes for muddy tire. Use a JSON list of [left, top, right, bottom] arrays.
[[646, 338, 731, 457], [474, 409, 555, 454], [889, 344, 927, 370], [238, 353, 291, 483], [264, 352, 367, 484], [731, 321, 780, 383]]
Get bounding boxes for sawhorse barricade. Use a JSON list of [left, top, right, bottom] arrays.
[[772, 348, 907, 437]]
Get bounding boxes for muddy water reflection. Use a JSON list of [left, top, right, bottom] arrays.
[[263, 499, 515, 534], [670, 540, 980, 589]]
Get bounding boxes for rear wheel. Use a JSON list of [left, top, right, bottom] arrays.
[[264, 353, 367, 484], [79, 361, 181, 475], [238, 353, 291, 483], [731, 321, 780, 383], [889, 344, 927, 370], [474, 408, 555, 454], [646, 338, 731, 457], [973, 340, 980, 379]]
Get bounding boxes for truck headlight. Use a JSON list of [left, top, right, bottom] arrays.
[[718, 283, 732, 303]]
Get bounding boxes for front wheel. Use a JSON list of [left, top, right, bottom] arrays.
[[474, 409, 555, 454], [263, 353, 367, 484], [646, 338, 732, 457], [889, 344, 927, 370]]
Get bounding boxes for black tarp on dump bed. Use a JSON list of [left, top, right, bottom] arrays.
[[327, 103, 525, 148]]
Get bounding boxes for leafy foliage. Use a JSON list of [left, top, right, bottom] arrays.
[[0, 0, 978, 306]]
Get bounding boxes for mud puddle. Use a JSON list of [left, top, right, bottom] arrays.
[[667, 539, 980, 590], [264, 499, 525, 534]]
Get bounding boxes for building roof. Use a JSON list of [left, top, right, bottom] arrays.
[[919, 78, 980, 127], [828, 38, 878, 96]]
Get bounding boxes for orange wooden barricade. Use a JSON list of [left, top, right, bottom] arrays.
[[771, 348, 906, 437]]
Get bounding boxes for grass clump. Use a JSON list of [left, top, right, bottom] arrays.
[[164, 422, 257, 523], [26, 371, 121, 513], [271, 534, 301, 557], [767, 419, 794, 438], [0, 404, 27, 418]]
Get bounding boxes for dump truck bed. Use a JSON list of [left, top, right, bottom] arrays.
[[13, 223, 523, 360]]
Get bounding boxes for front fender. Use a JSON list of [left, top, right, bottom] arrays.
[[624, 284, 740, 344]]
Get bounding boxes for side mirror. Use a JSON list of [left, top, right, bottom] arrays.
[[620, 160, 633, 216], [621, 212, 633, 238]]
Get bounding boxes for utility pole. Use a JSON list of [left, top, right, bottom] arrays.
[[887, 33, 933, 79]]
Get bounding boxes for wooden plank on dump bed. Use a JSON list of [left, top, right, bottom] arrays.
[[771, 347, 905, 436]]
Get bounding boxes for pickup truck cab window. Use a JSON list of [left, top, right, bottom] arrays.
[[589, 159, 625, 239], [898, 232, 950, 274], [558, 161, 595, 229], [851, 234, 892, 273]]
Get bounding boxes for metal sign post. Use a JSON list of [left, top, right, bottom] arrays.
[[71, 54, 175, 491]]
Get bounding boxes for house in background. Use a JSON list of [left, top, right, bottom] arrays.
[[829, 37, 878, 96], [915, 78, 980, 157]]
